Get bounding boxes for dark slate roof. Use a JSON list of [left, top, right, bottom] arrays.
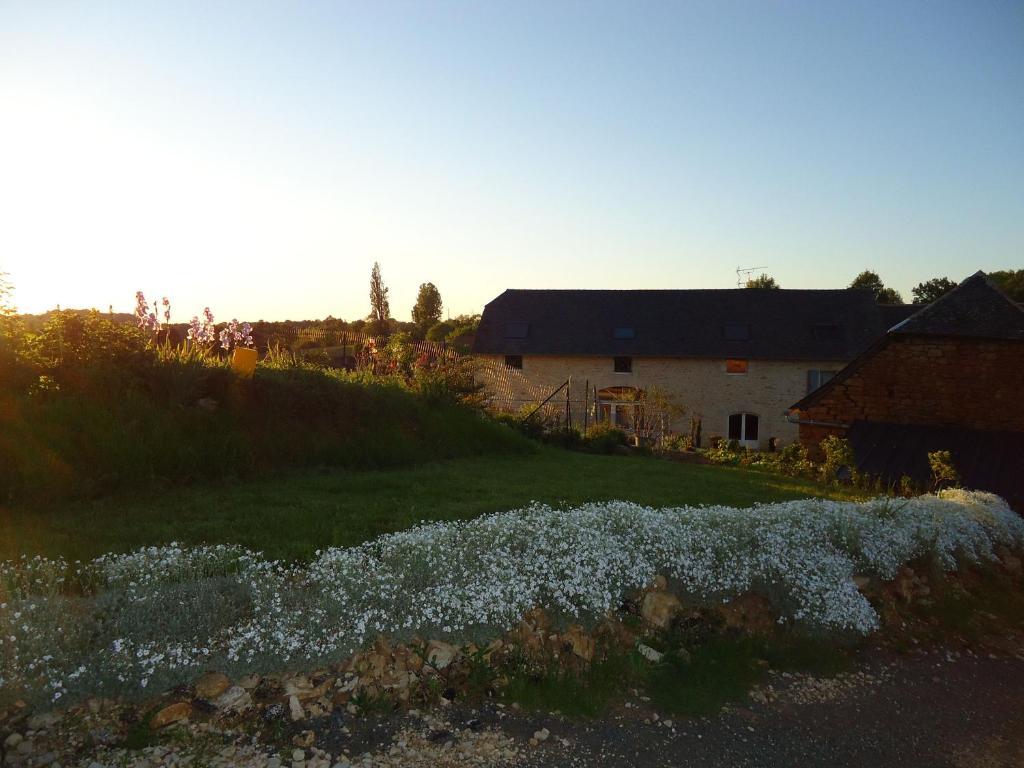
[[789, 271, 1024, 413], [890, 271, 1024, 340], [847, 420, 1024, 511], [473, 288, 912, 361]]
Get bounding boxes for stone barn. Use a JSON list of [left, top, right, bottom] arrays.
[[787, 272, 1024, 507]]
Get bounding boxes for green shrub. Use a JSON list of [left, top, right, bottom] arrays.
[[425, 321, 454, 342], [703, 441, 742, 465], [581, 422, 629, 454], [662, 433, 692, 452], [820, 435, 857, 485], [928, 450, 960, 491]]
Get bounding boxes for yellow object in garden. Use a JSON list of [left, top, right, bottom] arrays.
[[231, 347, 258, 378]]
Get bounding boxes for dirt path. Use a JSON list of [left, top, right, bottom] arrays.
[[9, 644, 1023, 768], [505, 646, 1024, 768], [366, 645, 1024, 768]]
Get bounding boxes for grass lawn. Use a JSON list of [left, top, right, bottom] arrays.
[[0, 448, 865, 562]]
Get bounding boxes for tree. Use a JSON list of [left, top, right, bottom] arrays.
[[0, 271, 23, 345], [368, 262, 391, 337], [849, 270, 903, 304], [0, 271, 14, 319], [849, 270, 884, 295], [411, 282, 443, 334], [744, 274, 780, 289], [875, 287, 904, 305], [426, 321, 455, 342], [911, 277, 958, 304], [989, 269, 1024, 302]]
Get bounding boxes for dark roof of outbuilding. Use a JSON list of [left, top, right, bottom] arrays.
[[473, 288, 914, 361], [889, 271, 1024, 341], [789, 271, 1024, 413]]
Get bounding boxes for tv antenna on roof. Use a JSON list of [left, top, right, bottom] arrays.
[[736, 266, 768, 287]]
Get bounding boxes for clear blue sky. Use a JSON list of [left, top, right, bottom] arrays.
[[1, 1, 1021, 321]]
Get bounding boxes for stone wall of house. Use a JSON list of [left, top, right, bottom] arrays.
[[477, 354, 849, 448], [796, 335, 1024, 454]]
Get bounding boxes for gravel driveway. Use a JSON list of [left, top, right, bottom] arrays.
[[507, 645, 1024, 768]]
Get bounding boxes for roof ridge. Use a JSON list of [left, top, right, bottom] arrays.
[[500, 287, 868, 294], [888, 272, 1024, 342]]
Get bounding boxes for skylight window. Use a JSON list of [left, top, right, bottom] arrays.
[[504, 322, 529, 339], [613, 327, 635, 339], [723, 321, 750, 340]]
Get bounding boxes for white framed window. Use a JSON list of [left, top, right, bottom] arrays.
[[728, 412, 759, 447]]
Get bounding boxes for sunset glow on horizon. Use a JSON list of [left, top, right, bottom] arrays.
[[2, 1, 1021, 321]]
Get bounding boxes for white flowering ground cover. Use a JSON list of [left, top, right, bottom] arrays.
[[1, 490, 1021, 707]]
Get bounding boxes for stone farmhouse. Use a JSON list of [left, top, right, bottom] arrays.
[[787, 272, 1024, 507], [473, 288, 913, 449]]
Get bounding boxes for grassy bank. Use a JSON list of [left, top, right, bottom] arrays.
[[0, 449, 866, 561], [0, 361, 531, 503], [0, 309, 531, 503]]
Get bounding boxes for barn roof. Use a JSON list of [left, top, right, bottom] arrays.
[[889, 271, 1024, 341], [790, 272, 1024, 413], [473, 288, 914, 361]]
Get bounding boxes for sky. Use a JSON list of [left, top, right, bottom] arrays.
[[1, 1, 1021, 322]]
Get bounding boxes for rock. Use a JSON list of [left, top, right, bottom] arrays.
[[151, 702, 193, 730], [288, 695, 304, 722], [88, 727, 118, 746], [237, 674, 262, 690], [718, 592, 776, 635], [293, 731, 315, 748], [195, 672, 231, 700], [214, 685, 252, 714], [292, 749, 306, 762], [894, 567, 918, 603], [338, 676, 359, 696], [285, 676, 332, 702], [262, 703, 286, 722], [641, 591, 682, 629], [533, 728, 550, 742], [562, 625, 595, 661], [4, 733, 23, 749], [16, 739, 33, 755], [637, 643, 664, 663], [426, 640, 460, 670], [26, 712, 62, 731], [197, 397, 218, 411]]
